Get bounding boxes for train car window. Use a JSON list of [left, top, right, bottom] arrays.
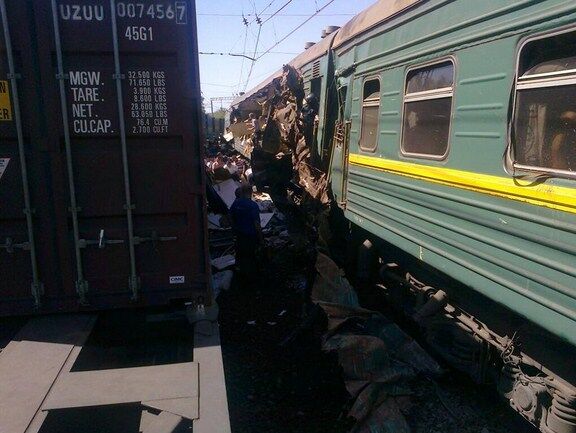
[[513, 31, 576, 173], [359, 78, 380, 152], [402, 60, 454, 158]]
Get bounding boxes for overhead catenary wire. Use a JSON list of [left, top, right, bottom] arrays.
[[236, 25, 250, 91], [226, 0, 253, 55], [200, 51, 256, 61], [254, 0, 280, 17], [243, 21, 263, 91], [261, 0, 292, 25], [204, 0, 342, 98], [200, 51, 299, 57], [197, 13, 355, 17], [201, 82, 240, 88], [256, 0, 337, 61]]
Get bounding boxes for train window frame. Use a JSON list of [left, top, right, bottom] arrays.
[[509, 27, 576, 179], [400, 58, 455, 160], [358, 75, 381, 153]]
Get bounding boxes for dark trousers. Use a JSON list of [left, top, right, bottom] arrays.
[[235, 233, 259, 276]]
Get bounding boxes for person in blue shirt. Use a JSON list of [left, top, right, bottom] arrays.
[[230, 184, 262, 277]]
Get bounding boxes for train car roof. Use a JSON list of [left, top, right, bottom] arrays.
[[231, 31, 337, 107], [333, 0, 422, 49]]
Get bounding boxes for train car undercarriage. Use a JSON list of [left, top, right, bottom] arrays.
[[355, 235, 576, 433]]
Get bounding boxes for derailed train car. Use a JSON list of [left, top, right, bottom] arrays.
[[231, 29, 338, 162], [232, 0, 576, 432]]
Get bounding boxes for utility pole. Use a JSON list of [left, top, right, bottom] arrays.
[[210, 98, 215, 134]]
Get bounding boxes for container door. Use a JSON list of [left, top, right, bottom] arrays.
[[0, 0, 60, 315], [30, 0, 209, 311]]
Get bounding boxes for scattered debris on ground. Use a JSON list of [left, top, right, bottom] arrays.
[[205, 65, 537, 433], [215, 236, 351, 433]]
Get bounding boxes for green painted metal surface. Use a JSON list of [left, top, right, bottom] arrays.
[[333, 0, 576, 344], [236, 0, 576, 347]]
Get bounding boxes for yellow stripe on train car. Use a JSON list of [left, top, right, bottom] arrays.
[[0, 80, 13, 122], [348, 153, 576, 215]]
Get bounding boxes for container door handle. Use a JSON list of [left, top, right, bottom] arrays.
[[133, 231, 178, 248], [1, 237, 30, 254], [78, 230, 125, 249]]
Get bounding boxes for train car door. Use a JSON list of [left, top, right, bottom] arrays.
[[328, 77, 351, 208]]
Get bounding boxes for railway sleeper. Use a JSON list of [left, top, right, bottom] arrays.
[[369, 260, 576, 433]]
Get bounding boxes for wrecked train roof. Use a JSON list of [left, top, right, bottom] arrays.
[[231, 32, 337, 108], [333, 0, 422, 49], [232, 0, 423, 108]]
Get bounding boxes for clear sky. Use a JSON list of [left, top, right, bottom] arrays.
[[196, 0, 377, 110]]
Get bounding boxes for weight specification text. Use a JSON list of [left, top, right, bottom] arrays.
[[68, 71, 114, 134], [128, 70, 169, 135]]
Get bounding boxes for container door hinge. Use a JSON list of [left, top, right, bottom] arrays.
[[129, 275, 140, 301], [76, 279, 89, 305], [31, 281, 44, 308]]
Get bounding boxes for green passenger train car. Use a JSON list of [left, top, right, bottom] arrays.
[[232, 1, 576, 431]]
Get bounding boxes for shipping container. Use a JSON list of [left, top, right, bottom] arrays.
[[0, 0, 210, 316]]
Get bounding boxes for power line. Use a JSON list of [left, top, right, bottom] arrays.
[[236, 26, 249, 92], [201, 82, 238, 88], [242, 0, 294, 93], [261, 0, 293, 25], [197, 13, 354, 17], [239, 65, 283, 88], [257, 0, 280, 16], [272, 20, 279, 46], [256, 0, 337, 60], [200, 51, 299, 56], [241, 0, 290, 92], [200, 51, 256, 61], [243, 22, 263, 91]]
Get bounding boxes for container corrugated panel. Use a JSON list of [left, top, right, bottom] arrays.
[[0, 0, 210, 316]]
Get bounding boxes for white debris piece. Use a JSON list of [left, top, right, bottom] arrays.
[[213, 179, 241, 209], [260, 213, 275, 228], [208, 213, 224, 229], [211, 255, 236, 271], [212, 270, 234, 299]]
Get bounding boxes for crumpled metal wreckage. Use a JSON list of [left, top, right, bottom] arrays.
[[230, 67, 443, 432], [313, 253, 443, 433]]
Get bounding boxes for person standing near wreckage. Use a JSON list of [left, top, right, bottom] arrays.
[[230, 184, 262, 278], [248, 112, 261, 145]]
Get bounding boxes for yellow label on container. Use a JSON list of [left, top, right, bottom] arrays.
[[0, 80, 13, 121]]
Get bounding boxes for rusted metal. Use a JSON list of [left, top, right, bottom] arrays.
[[0, 0, 209, 316]]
